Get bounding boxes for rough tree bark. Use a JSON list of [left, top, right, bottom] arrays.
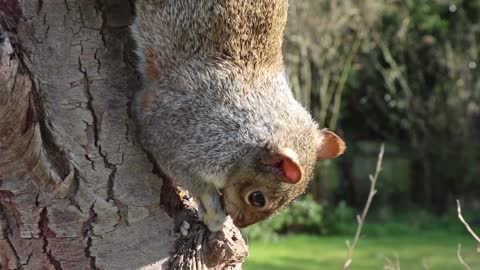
[[0, 0, 248, 269]]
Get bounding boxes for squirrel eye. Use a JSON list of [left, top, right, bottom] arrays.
[[247, 191, 266, 208]]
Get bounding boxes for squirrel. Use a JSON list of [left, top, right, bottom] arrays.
[[131, 0, 346, 232]]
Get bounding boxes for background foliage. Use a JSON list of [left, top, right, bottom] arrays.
[[284, 0, 480, 212], [245, 0, 480, 241]]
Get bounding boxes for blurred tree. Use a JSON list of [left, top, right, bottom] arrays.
[[284, 0, 385, 203], [284, 0, 480, 212]]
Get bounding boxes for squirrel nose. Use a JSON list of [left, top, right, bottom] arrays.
[[233, 216, 258, 228], [233, 219, 248, 228]]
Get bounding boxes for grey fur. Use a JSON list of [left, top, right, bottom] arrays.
[[131, 0, 321, 231]]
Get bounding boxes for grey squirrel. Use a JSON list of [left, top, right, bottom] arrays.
[[131, 0, 346, 232]]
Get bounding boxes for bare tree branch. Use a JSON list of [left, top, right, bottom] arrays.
[[457, 244, 472, 270], [343, 144, 384, 270], [457, 200, 480, 243], [456, 200, 480, 270], [421, 258, 430, 270], [384, 253, 401, 270]]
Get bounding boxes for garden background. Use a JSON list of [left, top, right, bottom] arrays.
[[243, 0, 480, 269]]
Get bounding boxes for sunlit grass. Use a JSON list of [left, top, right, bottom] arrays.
[[244, 232, 479, 270]]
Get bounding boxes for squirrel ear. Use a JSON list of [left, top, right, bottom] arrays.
[[262, 148, 302, 184], [280, 153, 302, 184], [316, 129, 346, 161]]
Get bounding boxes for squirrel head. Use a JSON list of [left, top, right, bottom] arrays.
[[221, 129, 345, 228]]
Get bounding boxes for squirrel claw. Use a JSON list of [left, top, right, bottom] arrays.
[[180, 221, 191, 236]]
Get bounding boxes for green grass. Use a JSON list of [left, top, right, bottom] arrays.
[[244, 232, 479, 270]]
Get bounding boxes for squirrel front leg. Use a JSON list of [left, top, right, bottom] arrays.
[[183, 178, 226, 232], [173, 171, 227, 232], [199, 184, 227, 232], [133, 88, 227, 232]]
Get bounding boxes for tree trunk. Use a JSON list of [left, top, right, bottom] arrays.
[[0, 1, 247, 269]]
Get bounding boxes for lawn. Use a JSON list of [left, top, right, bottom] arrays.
[[244, 232, 479, 270]]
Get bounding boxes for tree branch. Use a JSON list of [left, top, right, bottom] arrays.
[[343, 144, 384, 269], [457, 244, 472, 270], [456, 200, 480, 243], [456, 200, 480, 270]]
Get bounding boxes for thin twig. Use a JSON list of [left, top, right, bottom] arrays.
[[456, 200, 479, 270], [384, 253, 401, 270], [457, 244, 472, 270], [343, 144, 384, 270], [456, 200, 480, 243], [421, 258, 430, 270]]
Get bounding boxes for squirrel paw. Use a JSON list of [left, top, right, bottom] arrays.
[[180, 221, 190, 236], [203, 208, 227, 232], [201, 193, 227, 232]]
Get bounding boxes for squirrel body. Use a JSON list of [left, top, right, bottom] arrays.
[[132, 0, 345, 231]]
